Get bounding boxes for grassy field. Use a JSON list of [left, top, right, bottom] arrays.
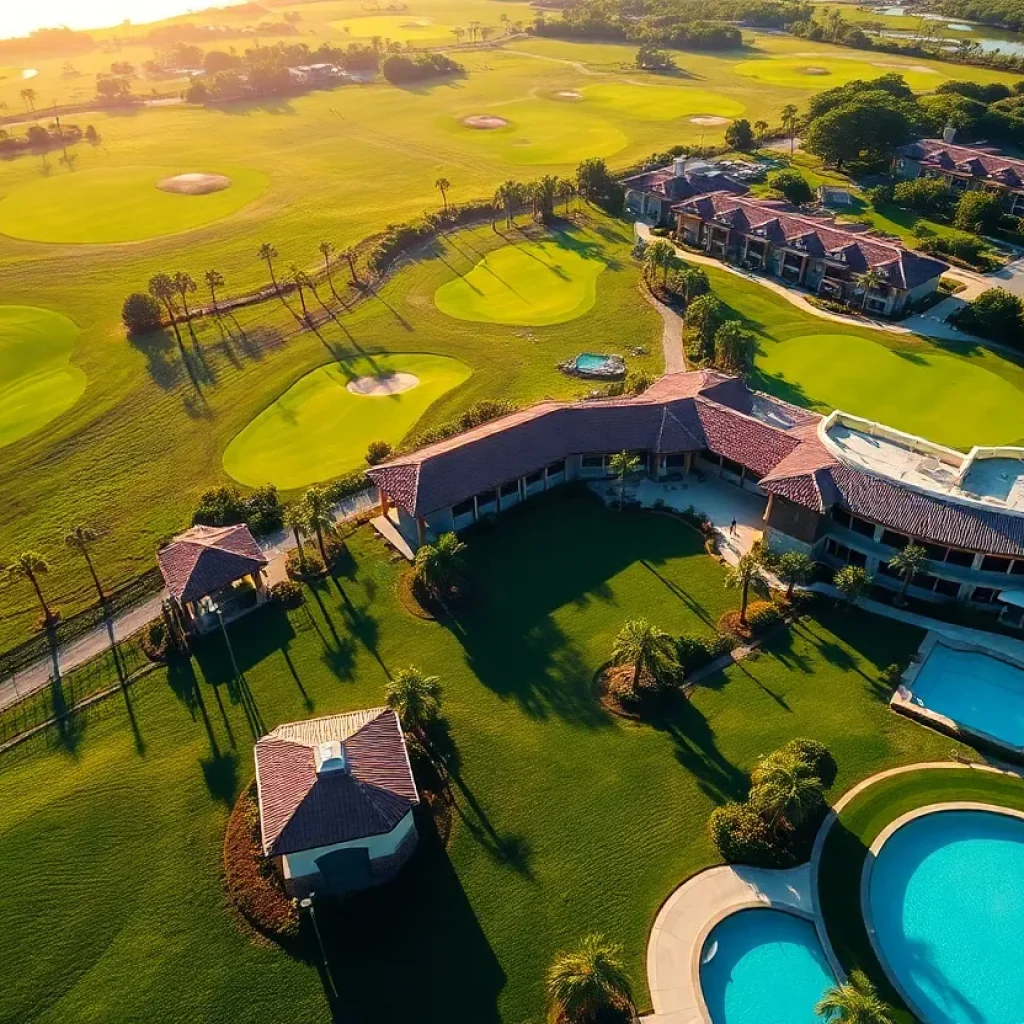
[[0, 493, 965, 1024], [222, 352, 473, 488], [817, 766, 1024, 1021]]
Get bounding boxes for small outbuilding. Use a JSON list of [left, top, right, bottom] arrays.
[[157, 523, 269, 635], [254, 708, 420, 896]]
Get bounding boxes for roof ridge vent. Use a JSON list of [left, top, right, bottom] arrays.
[[314, 739, 347, 774]]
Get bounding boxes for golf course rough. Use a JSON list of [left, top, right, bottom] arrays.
[[223, 353, 472, 489], [434, 235, 607, 325], [757, 333, 1024, 449], [0, 305, 85, 450], [0, 164, 268, 244]]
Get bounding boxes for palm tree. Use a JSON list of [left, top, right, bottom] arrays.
[[284, 503, 309, 570], [452, 27, 465, 44], [558, 178, 576, 214], [781, 103, 798, 155], [607, 450, 641, 510], [546, 934, 633, 1024], [4, 551, 55, 625], [435, 176, 451, 214], [816, 980, 895, 1024], [413, 532, 467, 598], [857, 267, 886, 312], [753, 119, 769, 150], [644, 239, 675, 286], [384, 666, 443, 738], [341, 247, 359, 286], [204, 269, 225, 316], [468, 19, 481, 41], [318, 240, 337, 298], [290, 265, 311, 322], [148, 273, 186, 361], [750, 748, 824, 830], [889, 542, 927, 604], [495, 178, 520, 228], [725, 551, 767, 625], [481, 24, 494, 42], [302, 485, 336, 565], [65, 525, 105, 603], [500, 12, 510, 33], [20, 87, 36, 116], [834, 564, 872, 606], [258, 242, 280, 293], [777, 550, 814, 601], [612, 617, 677, 692], [172, 271, 199, 347]]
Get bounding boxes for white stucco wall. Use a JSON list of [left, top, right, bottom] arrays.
[[282, 809, 415, 879]]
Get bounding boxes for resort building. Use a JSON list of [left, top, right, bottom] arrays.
[[254, 708, 420, 897], [893, 138, 1024, 215], [157, 523, 269, 635], [622, 156, 747, 227], [671, 192, 949, 317], [367, 371, 1024, 620]]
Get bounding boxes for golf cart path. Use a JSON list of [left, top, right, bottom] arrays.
[[642, 287, 686, 373]]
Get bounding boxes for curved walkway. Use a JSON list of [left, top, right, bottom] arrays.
[[641, 287, 686, 373], [644, 863, 814, 1024]]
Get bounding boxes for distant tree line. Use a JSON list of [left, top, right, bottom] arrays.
[[380, 52, 464, 84], [925, 0, 1024, 31], [0, 27, 93, 59]]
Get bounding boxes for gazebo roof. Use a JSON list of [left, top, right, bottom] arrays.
[[157, 524, 267, 603]]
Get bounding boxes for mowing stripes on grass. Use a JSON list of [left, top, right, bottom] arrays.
[[222, 352, 471, 489], [732, 56, 945, 90], [0, 305, 84, 449], [0, 164, 269, 244], [579, 83, 745, 122], [434, 235, 606, 325]]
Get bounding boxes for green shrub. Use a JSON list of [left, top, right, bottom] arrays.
[[866, 182, 894, 205], [270, 580, 304, 608], [879, 662, 903, 689], [745, 600, 781, 635], [286, 548, 324, 577], [244, 484, 283, 536], [952, 286, 1024, 344], [892, 177, 954, 215], [122, 292, 163, 335], [192, 484, 282, 536], [778, 737, 837, 788], [323, 469, 371, 504], [676, 631, 735, 672], [708, 802, 781, 866], [953, 189, 1003, 234], [767, 168, 812, 205], [366, 440, 393, 465]]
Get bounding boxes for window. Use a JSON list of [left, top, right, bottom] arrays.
[[848, 548, 868, 568], [922, 542, 949, 562], [982, 554, 1013, 573], [831, 507, 852, 529], [547, 459, 566, 476], [524, 470, 544, 487], [475, 489, 497, 507], [721, 457, 743, 476], [944, 548, 974, 568], [825, 539, 850, 561], [877, 560, 898, 578], [665, 454, 688, 469], [581, 455, 604, 469], [880, 529, 910, 549], [971, 586, 999, 604], [1012, 560, 1024, 576], [452, 499, 474, 518], [933, 577, 961, 599], [848, 515, 875, 539], [500, 480, 520, 498]]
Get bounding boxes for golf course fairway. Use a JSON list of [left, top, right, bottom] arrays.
[[0, 164, 269, 244], [434, 235, 607, 325], [756, 333, 1024, 448], [579, 83, 745, 121], [733, 56, 945, 90], [223, 353, 472, 489], [0, 305, 85, 449]]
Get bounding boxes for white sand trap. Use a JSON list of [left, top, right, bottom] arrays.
[[555, 90, 583, 100], [22, 69, 38, 79], [873, 61, 937, 72], [462, 114, 509, 129], [803, 67, 830, 75], [690, 115, 731, 126], [402, 18, 432, 26], [346, 372, 420, 396], [157, 172, 232, 195]]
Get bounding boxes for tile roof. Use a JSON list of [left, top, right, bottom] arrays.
[[255, 708, 419, 857], [622, 165, 748, 202], [157, 524, 267, 603], [895, 139, 1024, 189], [672, 192, 949, 290]]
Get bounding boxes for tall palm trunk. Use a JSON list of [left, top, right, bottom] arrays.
[[296, 281, 308, 320], [208, 283, 219, 317], [292, 525, 306, 568], [28, 569, 53, 623], [180, 294, 198, 348], [162, 300, 186, 359], [323, 254, 336, 299], [314, 524, 327, 564], [83, 549, 105, 602], [740, 577, 751, 624], [346, 252, 358, 285]]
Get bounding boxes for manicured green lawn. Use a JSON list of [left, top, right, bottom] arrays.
[[579, 82, 746, 121], [818, 766, 1024, 1021], [0, 305, 85, 449], [0, 494, 960, 1023], [733, 54, 990, 90], [222, 352, 472, 488], [433, 231, 607, 325]]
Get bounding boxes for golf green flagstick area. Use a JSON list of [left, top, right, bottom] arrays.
[[0, 306, 85, 449], [0, 165, 269, 244], [223, 353, 472, 489], [434, 234, 607, 325]]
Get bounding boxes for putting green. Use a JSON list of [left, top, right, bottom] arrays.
[[0, 305, 85, 450], [329, 15, 452, 42], [0, 164, 269, 244], [434, 235, 607, 326], [733, 57, 942, 90], [578, 83, 745, 122], [758, 333, 1024, 448], [222, 353, 472, 489], [448, 101, 627, 164]]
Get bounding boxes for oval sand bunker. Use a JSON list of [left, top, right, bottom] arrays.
[[690, 115, 731, 126], [555, 90, 583, 100], [462, 114, 509, 129], [157, 172, 232, 195], [346, 372, 420, 396], [803, 67, 830, 75]]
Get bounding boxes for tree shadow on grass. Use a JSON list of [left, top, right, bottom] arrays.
[[314, 809, 505, 1024], [128, 327, 183, 391]]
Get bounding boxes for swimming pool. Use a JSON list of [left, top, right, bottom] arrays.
[[572, 352, 625, 378], [905, 643, 1024, 749], [867, 809, 1024, 1024], [699, 909, 834, 1024]]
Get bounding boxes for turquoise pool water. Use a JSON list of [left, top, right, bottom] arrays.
[[699, 909, 833, 1024], [575, 353, 615, 373], [910, 644, 1024, 748], [868, 809, 1024, 1024]]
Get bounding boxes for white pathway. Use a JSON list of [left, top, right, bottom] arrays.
[[642, 288, 686, 373]]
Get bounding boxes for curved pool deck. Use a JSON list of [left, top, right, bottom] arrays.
[[644, 863, 818, 1024], [861, 801, 1024, 1024]]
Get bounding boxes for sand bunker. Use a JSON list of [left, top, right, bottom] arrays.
[[873, 61, 937, 73], [803, 67, 830, 75], [346, 372, 420, 396], [401, 18, 432, 27], [156, 172, 232, 195], [690, 115, 731, 126], [555, 90, 583, 100], [462, 114, 509, 129]]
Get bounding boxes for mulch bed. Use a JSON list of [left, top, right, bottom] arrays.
[[594, 663, 649, 721], [397, 569, 437, 621], [223, 781, 298, 944]]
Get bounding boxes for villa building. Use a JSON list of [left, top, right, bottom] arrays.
[[254, 708, 420, 897], [367, 371, 1024, 619], [671, 192, 949, 317], [623, 157, 747, 227], [892, 138, 1024, 215]]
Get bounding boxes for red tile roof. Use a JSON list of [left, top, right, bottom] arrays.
[[157, 524, 267, 603], [896, 139, 1024, 189], [255, 708, 419, 857]]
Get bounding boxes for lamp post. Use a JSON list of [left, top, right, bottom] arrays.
[[300, 893, 336, 996]]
